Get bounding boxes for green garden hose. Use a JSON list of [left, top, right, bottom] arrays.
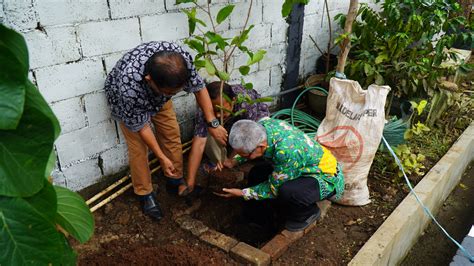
[[271, 86, 327, 138], [271, 86, 408, 148]]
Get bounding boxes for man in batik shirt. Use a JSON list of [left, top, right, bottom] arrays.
[[217, 118, 344, 231], [104, 41, 227, 221], [179, 81, 270, 196]]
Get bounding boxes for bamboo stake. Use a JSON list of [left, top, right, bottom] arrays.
[[89, 141, 194, 212], [336, 0, 359, 74], [86, 174, 130, 205], [90, 183, 133, 213]]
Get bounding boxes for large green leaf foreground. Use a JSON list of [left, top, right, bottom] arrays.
[[0, 180, 94, 264], [0, 23, 94, 265]]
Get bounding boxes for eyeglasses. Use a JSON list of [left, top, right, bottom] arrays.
[[241, 144, 265, 158]]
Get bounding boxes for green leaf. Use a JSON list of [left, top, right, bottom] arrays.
[[247, 49, 266, 65], [232, 25, 254, 46], [243, 82, 253, 90], [24, 179, 57, 222], [194, 59, 206, 68], [216, 5, 235, 24], [363, 63, 373, 76], [375, 53, 388, 64], [375, 73, 384, 85], [0, 81, 60, 197], [281, 0, 293, 17], [185, 39, 205, 54], [204, 59, 216, 76], [183, 8, 198, 34], [239, 66, 250, 75], [282, 0, 309, 17], [0, 188, 68, 265], [54, 186, 94, 243], [0, 24, 29, 130], [417, 100, 427, 115], [58, 233, 78, 266], [217, 70, 230, 81]]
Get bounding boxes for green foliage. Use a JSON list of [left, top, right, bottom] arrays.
[[54, 186, 95, 243], [392, 144, 426, 178], [404, 100, 430, 139], [336, 0, 472, 98], [181, 1, 264, 83], [179, 0, 271, 122], [0, 25, 28, 129], [411, 99, 427, 116], [0, 24, 94, 264]]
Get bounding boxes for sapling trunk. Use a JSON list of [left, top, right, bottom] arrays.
[[336, 0, 359, 74]]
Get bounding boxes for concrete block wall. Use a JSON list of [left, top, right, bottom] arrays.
[[2, 0, 377, 192]]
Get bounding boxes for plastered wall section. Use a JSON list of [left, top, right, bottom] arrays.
[[2, 0, 372, 192]]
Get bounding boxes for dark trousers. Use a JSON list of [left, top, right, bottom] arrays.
[[243, 162, 325, 226]]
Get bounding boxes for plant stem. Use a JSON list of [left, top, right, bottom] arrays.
[[227, 0, 253, 61], [336, 0, 359, 74], [309, 35, 325, 55], [325, 0, 332, 74]]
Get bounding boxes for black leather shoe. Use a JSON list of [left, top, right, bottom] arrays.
[[139, 193, 163, 221]]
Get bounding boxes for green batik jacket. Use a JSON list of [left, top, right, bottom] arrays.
[[239, 118, 344, 201]]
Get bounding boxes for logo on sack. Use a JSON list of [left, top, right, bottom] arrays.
[[316, 126, 364, 171], [336, 102, 377, 120]]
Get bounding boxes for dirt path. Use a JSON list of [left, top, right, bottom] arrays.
[[402, 162, 474, 266]]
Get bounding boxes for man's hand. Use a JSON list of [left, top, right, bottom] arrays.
[[208, 125, 227, 145], [213, 188, 243, 198], [159, 156, 177, 177]]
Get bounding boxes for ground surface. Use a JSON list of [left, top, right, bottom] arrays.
[[75, 123, 469, 265], [402, 162, 474, 266], [74, 158, 410, 265]]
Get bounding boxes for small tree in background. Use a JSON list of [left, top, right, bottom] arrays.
[[0, 24, 94, 265], [177, 0, 271, 123]]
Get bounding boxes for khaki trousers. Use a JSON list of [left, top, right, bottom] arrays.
[[120, 100, 183, 195]]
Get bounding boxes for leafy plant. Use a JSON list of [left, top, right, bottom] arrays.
[[404, 100, 430, 139], [177, 0, 270, 123], [335, 0, 472, 98], [0, 24, 94, 264], [392, 144, 426, 178]]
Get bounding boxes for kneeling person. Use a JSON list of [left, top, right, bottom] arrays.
[[180, 81, 270, 195], [218, 118, 344, 231]]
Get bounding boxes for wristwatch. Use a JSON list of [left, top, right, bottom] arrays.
[[207, 118, 220, 128]]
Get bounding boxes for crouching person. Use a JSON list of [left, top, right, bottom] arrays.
[[217, 118, 344, 231]]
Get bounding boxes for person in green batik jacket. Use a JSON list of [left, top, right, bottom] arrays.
[[215, 118, 344, 231]]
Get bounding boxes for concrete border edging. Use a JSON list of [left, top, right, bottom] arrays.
[[349, 122, 474, 265], [173, 198, 332, 265]]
